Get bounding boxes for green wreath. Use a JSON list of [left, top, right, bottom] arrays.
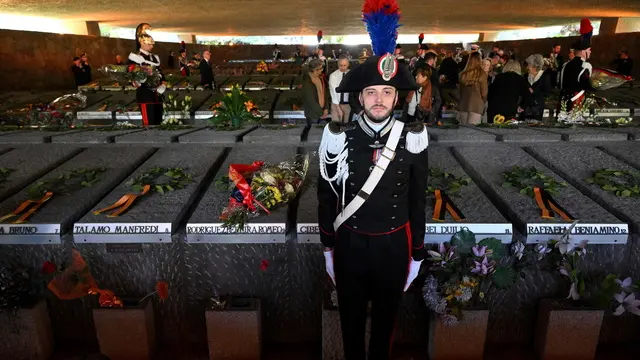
[[585, 169, 640, 197], [27, 168, 106, 200], [126, 167, 193, 194], [427, 167, 470, 196], [502, 166, 567, 197]]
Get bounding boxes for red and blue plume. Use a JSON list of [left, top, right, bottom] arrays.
[[362, 0, 402, 56], [580, 18, 593, 40]]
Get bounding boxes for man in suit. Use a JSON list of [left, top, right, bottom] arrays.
[[199, 50, 216, 90]]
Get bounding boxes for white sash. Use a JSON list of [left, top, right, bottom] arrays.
[[333, 120, 405, 231]]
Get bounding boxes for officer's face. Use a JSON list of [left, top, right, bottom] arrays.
[[360, 86, 397, 122]]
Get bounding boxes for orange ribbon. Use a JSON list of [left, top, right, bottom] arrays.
[[0, 192, 54, 223], [533, 187, 574, 221], [93, 185, 151, 217]]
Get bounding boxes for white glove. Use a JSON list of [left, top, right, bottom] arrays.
[[324, 250, 336, 286], [156, 84, 166, 94], [404, 259, 423, 292]]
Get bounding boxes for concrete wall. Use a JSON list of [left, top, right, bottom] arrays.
[[0, 29, 638, 93]]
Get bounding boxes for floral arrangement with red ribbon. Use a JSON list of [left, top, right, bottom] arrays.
[[215, 154, 310, 230], [99, 64, 162, 90]]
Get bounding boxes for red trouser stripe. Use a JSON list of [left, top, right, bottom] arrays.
[[140, 103, 149, 126]]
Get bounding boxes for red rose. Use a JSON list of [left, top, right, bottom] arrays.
[[259, 259, 269, 271], [42, 261, 56, 274], [128, 64, 136, 72]]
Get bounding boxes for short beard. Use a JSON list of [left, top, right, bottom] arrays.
[[363, 107, 392, 123]]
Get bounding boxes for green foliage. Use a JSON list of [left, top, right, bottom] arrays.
[[126, 167, 193, 194], [427, 167, 470, 197], [27, 168, 106, 200], [209, 85, 262, 131], [491, 266, 517, 289], [585, 168, 640, 198], [450, 229, 476, 254], [478, 237, 506, 259], [502, 166, 567, 197]]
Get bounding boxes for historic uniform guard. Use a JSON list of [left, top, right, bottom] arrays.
[[559, 19, 594, 112], [318, 1, 428, 358], [128, 23, 166, 126]]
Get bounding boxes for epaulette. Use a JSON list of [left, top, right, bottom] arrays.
[[404, 121, 429, 154], [320, 122, 350, 155], [327, 121, 356, 134]]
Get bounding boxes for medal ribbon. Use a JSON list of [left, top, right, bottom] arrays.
[[0, 192, 55, 224], [431, 189, 465, 222], [93, 185, 151, 217], [533, 186, 574, 221]]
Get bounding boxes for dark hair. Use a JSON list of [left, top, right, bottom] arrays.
[[180, 49, 186, 54], [73, 56, 80, 61], [620, 49, 628, 55], [553, 43, 561, 48], [416, 66, 432, 79], [424, 52, 437, 62]]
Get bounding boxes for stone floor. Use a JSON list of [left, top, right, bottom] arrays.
[[50, 343, 637, 360]]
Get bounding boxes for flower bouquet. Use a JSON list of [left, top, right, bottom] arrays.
[[590, 68, 632, 90], [208, 84, 263, 130], [256, 60, 269, 73], [99, 64, 162, 90], [215, 154, 310, 230], [423, 230, 515, 325], [25, 92, 87, 128]]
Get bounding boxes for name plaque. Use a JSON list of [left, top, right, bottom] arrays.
[[594, 108, 631, 117], [186, 222, 287, 244], [297, 223, 321, 244], [425, 223, 513, 244], [273, 111, 305, 119], [526, 223, 629, 244], [73, 223, 172, 243], [0, 224, 61, 245]]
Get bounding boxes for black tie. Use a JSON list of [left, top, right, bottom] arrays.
[[341, 73, 348, 103]]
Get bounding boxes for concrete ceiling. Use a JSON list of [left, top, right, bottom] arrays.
[[1, 0, 640, 35]]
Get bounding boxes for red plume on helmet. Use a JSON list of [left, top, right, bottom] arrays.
[[418, 33, 424, 44], [317, 30, 323, 44], [579, 18, 593, 50]]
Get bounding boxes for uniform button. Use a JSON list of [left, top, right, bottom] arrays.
[[397, 170, 402, 174], [349, 148, 354, 151], [350, 171, 354, 175], [391, 227, 395, 230], [353, 226, 358, 229], [399, 158, 404, 162], [349, 160, 354, 163], [396, 182, 401, 186], [352, 215, 356, 219], [393, 194, 398, 198], [391, 216, 396, 220], [393, 205, 397, 208], [348, 137, 354, 140], [400, 146, 405, 149], [350, 182, 355, 186]]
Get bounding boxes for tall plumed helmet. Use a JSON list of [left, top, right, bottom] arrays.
[[135, 23, 154, 50], [418, 33, 424, 45], [578, 18, 593, 50], [337, 0, 418, 93], [317, 30, 323, 44]]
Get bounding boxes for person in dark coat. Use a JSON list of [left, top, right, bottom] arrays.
[[302, 58, 329, 126], [318, 53, 428, 360], [71, 57, 90, 87], [521, 54, 552, 121], [612, 49, 633, 76], [199, 50, 216, 90], [487, 60, 531, 123], [439, 50, 460, 105]]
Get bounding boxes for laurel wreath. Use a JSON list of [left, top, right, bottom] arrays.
[[427, 167, 470, 196], [502, 166, 567, 198], [585, 169, 640, 197], [26, 168, 107, 200], [126, 167, 193, 194]]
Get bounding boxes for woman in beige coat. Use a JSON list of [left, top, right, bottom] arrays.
[[457, 52, 488, 125]]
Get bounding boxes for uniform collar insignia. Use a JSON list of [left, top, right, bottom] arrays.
[[357, 116, 395, 141]]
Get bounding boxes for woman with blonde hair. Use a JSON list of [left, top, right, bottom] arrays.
[[487, 60, 531, 123], [457, 52, 488, 125]]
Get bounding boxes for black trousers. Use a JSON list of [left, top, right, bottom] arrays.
[[334, 224, 411, 360], [140, 103, 163, 126]]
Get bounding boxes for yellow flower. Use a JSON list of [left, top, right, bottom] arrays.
[[266, 186, 282, 203], [479, 292, 485, 299], [494, 115, 506, 124]]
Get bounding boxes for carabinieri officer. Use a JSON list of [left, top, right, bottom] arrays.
[[317, 34, 429, 360], [128, 23, 166, 126]]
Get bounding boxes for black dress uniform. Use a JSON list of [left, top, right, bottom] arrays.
[[128, 23, 165, 126], [559, 39, 594, 112], [318, 54, 428, 360]]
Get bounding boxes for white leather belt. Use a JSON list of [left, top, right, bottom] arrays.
[[333, 120, 405, 231]]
